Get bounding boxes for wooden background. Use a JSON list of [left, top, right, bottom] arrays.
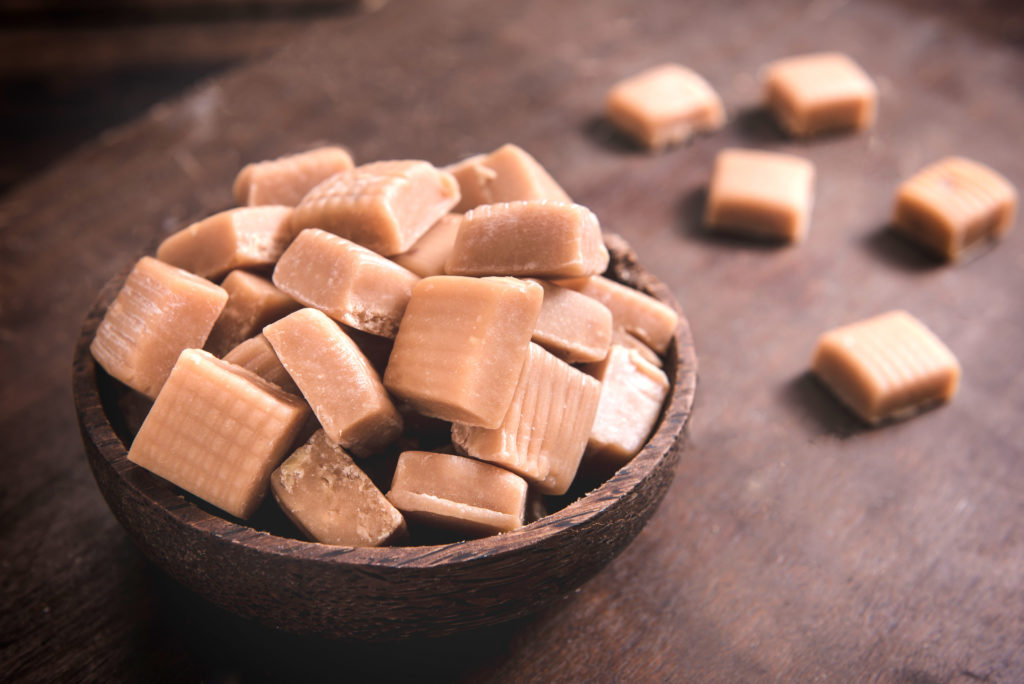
[[2, 0, 1023, 681]]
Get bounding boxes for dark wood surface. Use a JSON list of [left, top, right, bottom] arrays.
[[3, 0, 1023, 681]]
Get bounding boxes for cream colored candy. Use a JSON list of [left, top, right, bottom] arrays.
[[264, 308, 402, 455], [222, 334, 299, 395], [704, 148, 816, 243], [289, 160, 460, 256], [205, 270, 299, 357], [452, 343, 601, 494], [893, 156, 1018, 261], [605, 63, 724, 150], [611, 327, 662, 368], [446, 201, 609, 278], [383, 276, 543, 429], [271, 430, 406, 546], [392, 213, 462, 278], [91, 256, 227, 398], [386, 451, 528, 536], [530, 279, 613, 363], [273, 228, 419, 338], [233, 146, 354, 207], [446, 143, 571, 213], [128, 349, 310, 519], [569, 275, 678, 355], [156, 206, 295, 279], [764, 52, 877, 137], [812, 310, 960, 425]]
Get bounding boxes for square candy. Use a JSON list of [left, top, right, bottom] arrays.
[[764, 52, 877, 137], [204, 270, 299, 357], [233, 146, 354, 207], [446, 143, 571, 213]]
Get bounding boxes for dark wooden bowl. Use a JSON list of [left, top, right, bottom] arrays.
[[72, 235, 697, 641]]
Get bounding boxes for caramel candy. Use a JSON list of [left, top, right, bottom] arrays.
[[156, 206, 295, 279], [128, 349, 310, 519], [571, 276, 677, 355], [91, 256, 227, 398], [383, 276, 543, 428], [271, 430, 406, 546], [263, 308, 402, 455], [584, 345, 670, 469], [289, 160, 460, 256], [764, 52, 877, 137], [446, 143, 571, 213], [893, 157, 1018, 261], [222, 334, 299, 395], [273, 228, 419, 338], [531, 279, 612, 363], [446, 201, 609, 278], [812, 310, 960, 425], [611, 327, 662, 368], [386, 451, 528, 536], [392, 213, 462, 278], [233, 146, 354, 207], [205, 270, 299, 357], [452, 343, 601, 494], [704, 148, 815, 243], [605, 63, 724, 150]]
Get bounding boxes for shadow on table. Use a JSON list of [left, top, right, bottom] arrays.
[[729, 107, 788, 145], [778, 371, 867, 439], [581, 114, 646, 154], [860, 225, 942, 273], [675, 186, 789, 251]]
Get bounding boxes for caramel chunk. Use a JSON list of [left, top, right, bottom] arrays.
[[204, 270, 299, 357], [222, 334, 299, 395], [446, 143, 571, 213], [263, 308, 402, 455], [611, 327, 662, 368], [289, 160, 460, 256], [570, 275, 677, 355], [893, 157, 1018, 261], [452, 343, 601, 494], [446, 201, 609, 278], [91, 256, 227, 398], [383, 276, 543, 428], [128, 349, 310, 519], [812, 310, 960, 425], [273, 228, 419, 338], [386, 451, 527, 536], [704, 148, 815, 243], [233, 146, 354, 207], [605, 63, 725, 150], [271, 430, 406, 546], [764, 52, 877, 137], [392, 213, 462, 278], [156, 206, 295, 279], [584, 345, 670, 469], [530, 279, 612, 363]]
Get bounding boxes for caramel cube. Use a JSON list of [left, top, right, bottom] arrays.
[[531, 279, 612, 363], [571, 276, 678, 355], [289, 160, 460, 256], [446, 201, 609, 278], [605, 63, 725, 150], [205, 270, 299, 357], [812, 310, 960, 425], [452, 343, 601, 494], [446, 143, 571, 213], [91, 256, 227, 398], [264, 308, 402, 455], [386, 451, 528, 536], [704, 148, 816, 243], [271, 430, 406, 546], [764, 52, 877, 137], [893, 157, 1018, 261], [222, 334, 299, 395], [611, 327, 662, 368], [383, 276, 543, 428], [233, 146, 354, 207], [392, 213, 462, 278], [128, 349, 310, 519], [273, 228, 419, 338], [156, 206, 295, 279]]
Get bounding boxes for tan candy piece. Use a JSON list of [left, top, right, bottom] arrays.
[[128, 349, 310, 519], [91, 256, 227, 398], [271, 430, 406, 547], [205, 270, 299, 357], [605, 63, 725, 150], [452, 343, 601, 494], [273, 228, 420, 338], [704, 148, 816, 243], [264, 308, 402, 455], [764, 52, 877, 137], [812, 310, 960, 425], [386, 451, 528, 536], [530, 279, 613, 363], [156, 206, 295, 279], [289, 160, 460, 256], [446, 143, 571, 213], [446, 201, 609, 278], [893, 156, 1018, 261], [392, 213, 462, 278], [570, 275, 677, 355], [611, 327, 662, 368], [222, 334, 299, 395], [384, 276, 543, 429], [233, 146, 354, 207]]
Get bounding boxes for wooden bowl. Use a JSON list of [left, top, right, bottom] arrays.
[[72, 235, 697, 641]]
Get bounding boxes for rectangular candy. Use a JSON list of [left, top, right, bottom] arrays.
[[446, 143, 571, 213], [204, 270, 299, 357], [222, 334, 299, 395], [530, 279, 612, 363], [571, 275, 678, 355], [764, 52, 877, 137], [392, 213, 462, 278], [233, 146, 354, 207]]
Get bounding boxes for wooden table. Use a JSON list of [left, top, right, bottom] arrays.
[[3, 1, 1023, 680]]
